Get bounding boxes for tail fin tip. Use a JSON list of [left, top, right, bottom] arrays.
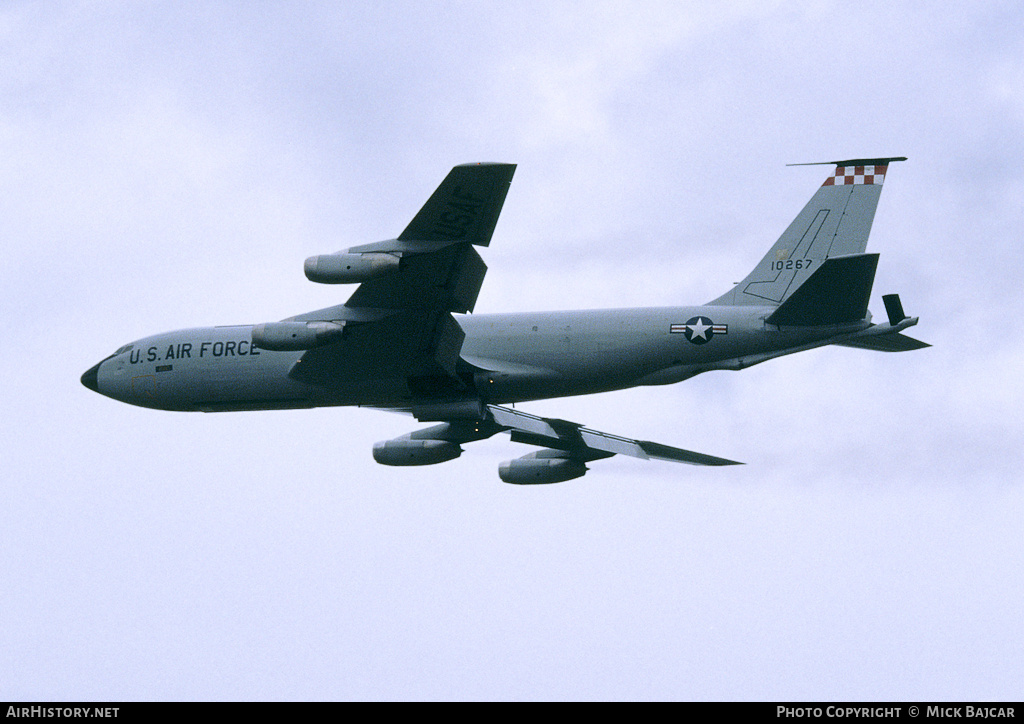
[[709, 156, 905, 307]]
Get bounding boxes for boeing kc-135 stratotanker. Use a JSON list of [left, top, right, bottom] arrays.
[[82, 159, 927, 483]]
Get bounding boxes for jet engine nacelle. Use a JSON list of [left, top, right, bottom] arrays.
[[251, 321, 345, 351], [304, 252, 400, 284], [498, 451, 588, 485], [373, 438, 463, 466]]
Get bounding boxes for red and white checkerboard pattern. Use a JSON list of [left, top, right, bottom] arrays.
[[822, 164, 888, 186]]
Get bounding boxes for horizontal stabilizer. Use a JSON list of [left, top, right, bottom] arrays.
[[835, 332, 931, 352], [787, 156, 908, 168], [766, 253, 878, 326]]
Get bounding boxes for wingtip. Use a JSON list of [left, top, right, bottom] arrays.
[[638, 439, 743, 466]]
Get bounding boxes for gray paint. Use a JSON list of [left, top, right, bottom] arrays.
[[82, 162, 925, 478]]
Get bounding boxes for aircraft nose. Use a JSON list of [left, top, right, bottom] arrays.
[[81, 361, 101, 392]]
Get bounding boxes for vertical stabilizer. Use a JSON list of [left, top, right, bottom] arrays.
[[710, 157, 906, 306]]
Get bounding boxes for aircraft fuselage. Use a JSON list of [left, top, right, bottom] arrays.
[[82, 306, 868, 413], [81, 160, 927, 480]]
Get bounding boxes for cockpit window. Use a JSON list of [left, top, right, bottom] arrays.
[[114, 344, 134, 355]]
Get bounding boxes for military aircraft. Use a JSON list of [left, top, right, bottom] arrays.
[[82, 159, 927, 483]]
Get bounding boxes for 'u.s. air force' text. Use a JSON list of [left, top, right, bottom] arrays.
[[129, 340, 259, 364]]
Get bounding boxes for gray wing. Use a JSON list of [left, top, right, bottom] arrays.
[[344, 162, 516, 312], [289, 163, 515, 391], [486, 405, 743, 466], [400, 404, 742, 467]]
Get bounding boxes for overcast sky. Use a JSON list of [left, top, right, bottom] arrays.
[[2, 1, 1022, 701]]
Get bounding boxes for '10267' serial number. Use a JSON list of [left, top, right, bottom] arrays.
[[770, 259, 814, 271]]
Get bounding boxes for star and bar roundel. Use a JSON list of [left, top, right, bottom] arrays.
[[670, 316, 728, 345]]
